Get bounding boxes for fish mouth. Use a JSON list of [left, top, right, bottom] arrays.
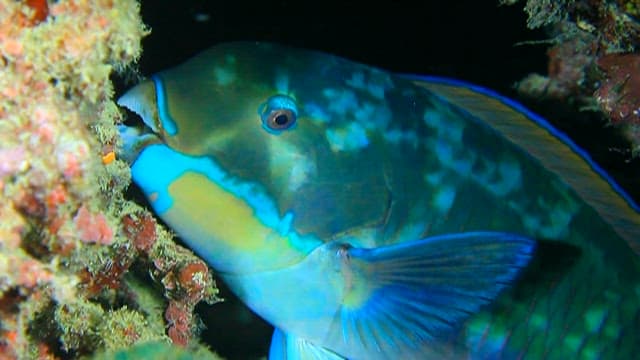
[[117, 97, 162, 165], [117, 123, 160, 165]]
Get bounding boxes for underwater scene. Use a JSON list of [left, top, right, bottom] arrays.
[[1, 0, 640, 359]]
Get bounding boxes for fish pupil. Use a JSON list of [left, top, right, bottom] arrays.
[[274, 113, 289, 125]]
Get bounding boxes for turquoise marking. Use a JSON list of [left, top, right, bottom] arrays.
[[214, 66, 236, 86], [345, 70, 393, 99], [151, 75, 178, 136], [424, 108, 464, 142], [275, 72, 289, 93], [383, 128, 419, 147], [423, 109, 446, 128], [488, 159, 522, 196], [213, 55, 237, 86], [432, 186, 456, 213], [345, 72, 366, 90], [323, 88, 358, 116], [325, 122, 369, 151], [353, 101, 392, 129], [409, 75, 640, 213], [424, 170, 446, 186], [432, 137, 522, 198], [131, 144, 176, 213], [277, 212, 294, 237], [303, 102, 330, 123], [321, 87, 391, 129], [131, 144, 319, 254], [435, 139, 472, 174]]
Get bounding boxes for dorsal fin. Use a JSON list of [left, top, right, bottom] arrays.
[[409, 75, 640, 256]]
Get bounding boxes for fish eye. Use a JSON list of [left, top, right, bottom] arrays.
[[259, 95, 298, 133], [266, 109, 296, 130]]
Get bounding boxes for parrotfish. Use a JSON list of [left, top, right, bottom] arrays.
[[118, 42, 640, 359]]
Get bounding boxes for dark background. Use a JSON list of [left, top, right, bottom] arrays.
[[129, 1, 640, 358]]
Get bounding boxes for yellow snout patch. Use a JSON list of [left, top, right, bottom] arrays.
[[165, 171, 278, 251]]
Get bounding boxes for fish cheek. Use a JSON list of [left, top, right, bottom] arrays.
[[166, 172, 270, 250]]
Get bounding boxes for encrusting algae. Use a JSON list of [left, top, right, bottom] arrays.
[[0, 1, 221, 358], [3, 0, 637, 358], [503, 0, 640, 154]]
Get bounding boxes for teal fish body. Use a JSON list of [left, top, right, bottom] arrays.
[[118, 42, 640, 359]]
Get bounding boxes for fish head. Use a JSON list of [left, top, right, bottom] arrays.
[[117, 42, 393, 273], [120, 43, 317, 174]]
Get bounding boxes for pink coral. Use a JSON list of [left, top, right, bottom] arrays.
[[14, 259, 53, 288], [595, 53, 640, 125], [0, 1, 223, 357], [165, 301, 192, 347], [0, 147, 27, 178], [73, 205, 114, 245]]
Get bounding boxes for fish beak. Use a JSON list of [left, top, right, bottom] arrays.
[[116, 80, 163, 164], [117, 79, 161, 134]]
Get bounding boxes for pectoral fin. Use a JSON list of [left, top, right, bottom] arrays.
[[326, 231, 535, 358], [269, 328, 345, 360]]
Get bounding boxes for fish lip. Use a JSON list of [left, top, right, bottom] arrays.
[[117, 123, 161, 164], [116, 85, 165, 164], [116, 99, 163, 165]]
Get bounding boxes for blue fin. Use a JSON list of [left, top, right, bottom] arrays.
[[325, 231, 535, 358], [269, 328, 345, 360], [407, 75, 640, 256]]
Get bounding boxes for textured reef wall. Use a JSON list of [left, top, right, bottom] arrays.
[[0, 1, 220, 358], [502, 0, 640, 153], [2, 0, 637, 359]]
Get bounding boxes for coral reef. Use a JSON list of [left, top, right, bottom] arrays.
[[0, 1, 220, 358], [503, 0, 640, 153], [93, 340, 222, 360]]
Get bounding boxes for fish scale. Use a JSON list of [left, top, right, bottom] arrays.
[[118, 42, 640, 359], [468, 248, 639, 358]]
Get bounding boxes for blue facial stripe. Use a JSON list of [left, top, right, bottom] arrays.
[[151, 75, 178, 136], [130, 145, 174, 213], [131, 144, 318, 253]]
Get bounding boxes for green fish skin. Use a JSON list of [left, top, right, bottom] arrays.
[[118, 42, 640, 359]]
